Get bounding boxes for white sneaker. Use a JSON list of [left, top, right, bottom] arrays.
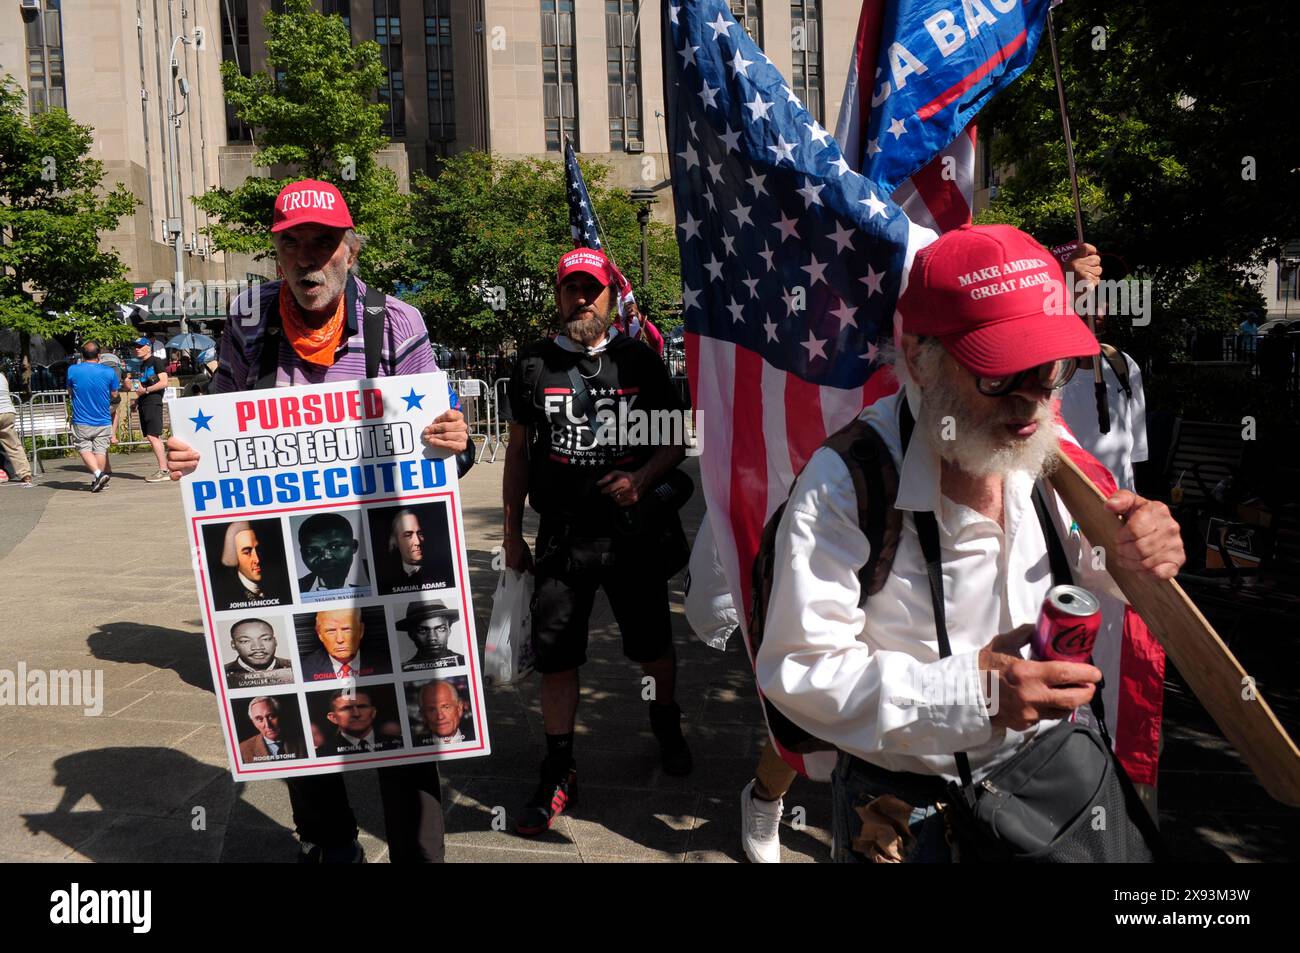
[[740, 779, 783, 864]]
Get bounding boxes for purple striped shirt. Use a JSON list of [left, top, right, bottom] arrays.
[[213, 276, 437, 393]]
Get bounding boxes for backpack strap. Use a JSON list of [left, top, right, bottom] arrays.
[[914, 508, 975, 788], [1098, 344, 1132, 400], [362, 280, 386, 378], [253, 276, 370, 388], [253, 290, 283, 390]]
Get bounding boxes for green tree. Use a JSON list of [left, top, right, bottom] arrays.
[[0, 75, 136, 360], [405, 151, 680, 352], [976, 2, 1300, 365], [194, 0, 410, 288]]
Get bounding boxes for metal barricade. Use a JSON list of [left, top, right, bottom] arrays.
[[19, 390, 73, 473], [454, 378, 495, 462], [488, 377, 511, 463]]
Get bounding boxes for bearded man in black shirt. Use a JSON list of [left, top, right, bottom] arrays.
[[504, 248, 690, 837]]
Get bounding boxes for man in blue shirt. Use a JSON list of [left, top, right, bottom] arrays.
[[65, 341, 119, 492]]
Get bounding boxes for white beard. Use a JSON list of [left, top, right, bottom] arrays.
[[915, 351, 1061, 479]]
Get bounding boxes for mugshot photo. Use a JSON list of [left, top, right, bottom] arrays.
[[392, 597, 466, 672], [405, 676, 476, 747], [289, 510, 373, 602], [220, 616, 295, 690], [293, 605, 394, 682], [201, 518, 293, 612], [233, 693, 308, 765], [306, 683, 404, 756], [366, 501, 456, 597]]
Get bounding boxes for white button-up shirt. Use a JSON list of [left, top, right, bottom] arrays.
[[755, 386, 1124, 781]]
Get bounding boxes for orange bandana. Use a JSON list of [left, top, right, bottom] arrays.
[[279, 282, 346, 367]]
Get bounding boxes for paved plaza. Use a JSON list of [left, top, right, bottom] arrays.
[[0, 449, 1295, 862]]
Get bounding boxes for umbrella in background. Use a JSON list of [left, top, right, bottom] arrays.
[[166, 332, 216, 352]]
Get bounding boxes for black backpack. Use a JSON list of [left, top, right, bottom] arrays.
[[745, 404, 912, 757]]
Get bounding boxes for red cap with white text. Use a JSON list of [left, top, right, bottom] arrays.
[[271, 179, 354, 233], [556, 248, 616, 286], [898, 224, 1099, 377]]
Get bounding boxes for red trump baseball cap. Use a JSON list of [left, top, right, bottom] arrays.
[[556, 248, 616, 286], [898, 224, 1099, 377], [271, 179, 354, 233]]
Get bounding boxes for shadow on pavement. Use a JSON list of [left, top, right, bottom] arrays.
[[88, 622, 214, 693], [21, 747, 298, 862]]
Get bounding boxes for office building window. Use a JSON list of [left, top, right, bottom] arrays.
[[790, 0, 822, 123], [323, 0, 352, 33], [425, 0, 454, 142], [23, 0, 66, 114], [606, 0, 641, 151], [541, 0, 578, 151], [730, 0, 763, 45], [221, 0, 253, 139], [1280, 264, 1299, 301], [375, 0, 405, 137]]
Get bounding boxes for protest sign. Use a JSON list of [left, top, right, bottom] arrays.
[[169, 373, 490, 780]]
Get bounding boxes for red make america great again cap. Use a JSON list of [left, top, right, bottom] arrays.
[[556, 247, 616, 285], [271, 179, 354, 233], [898, 224, 1099, 377]]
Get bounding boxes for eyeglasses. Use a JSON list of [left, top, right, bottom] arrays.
[[975, 358, 1079, 397]]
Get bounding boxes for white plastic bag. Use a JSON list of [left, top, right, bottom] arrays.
[[483, 569, 535, 685]]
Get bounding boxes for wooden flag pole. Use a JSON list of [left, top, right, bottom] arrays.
[[1045, 8, 1110, 435], [1050, 449, 1300, 806]]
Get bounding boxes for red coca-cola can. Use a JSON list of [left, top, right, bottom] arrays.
[[1031, 585, 1101, 663]]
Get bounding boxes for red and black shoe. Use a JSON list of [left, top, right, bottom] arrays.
[[514, 759, 577, 836]]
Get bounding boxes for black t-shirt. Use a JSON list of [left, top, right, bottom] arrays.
[[508, 334, 685, 524], [136, 356, 167, 406]]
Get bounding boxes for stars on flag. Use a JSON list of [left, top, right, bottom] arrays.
[[665, 0, 909, 380], [768, 134, 798, 164]]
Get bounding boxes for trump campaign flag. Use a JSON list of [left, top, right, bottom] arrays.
[[837, 0, 1052, 193], [664, 0, 934, 777]]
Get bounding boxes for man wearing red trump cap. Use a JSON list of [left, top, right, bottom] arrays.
[[502, 246, 692, 835], [755, 224, 1184, 862], [166, 178, 469, 864]]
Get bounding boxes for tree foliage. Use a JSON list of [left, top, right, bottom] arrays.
[[976, 2, 1300, 365], [194, 0, 410, 289], [0, 75, 135, 353], [405, 152, 681, 352]]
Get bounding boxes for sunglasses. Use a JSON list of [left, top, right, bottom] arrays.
[[975, 358, 1079, 397]]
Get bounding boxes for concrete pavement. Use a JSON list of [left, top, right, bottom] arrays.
[[1, 448, 1295, 862], [0, 450, 831, 862]]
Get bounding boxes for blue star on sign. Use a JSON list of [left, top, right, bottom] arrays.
[[402, 388, 425, 411], [190, 409, 213, 432]]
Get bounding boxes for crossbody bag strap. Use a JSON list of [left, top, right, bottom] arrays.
[[1029, 479, 1161, 857], [565, 364, 603, 434]]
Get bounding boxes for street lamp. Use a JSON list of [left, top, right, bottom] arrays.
[[629, 188, 658, 288], [166, 34, 191, 334]]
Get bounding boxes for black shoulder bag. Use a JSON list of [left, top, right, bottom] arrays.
[[254, 277, 474, 477], [910, 445, 1163, 862]]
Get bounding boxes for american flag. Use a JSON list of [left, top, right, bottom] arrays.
[[564, 138, 637, 318], [665, 0, 932, 763]]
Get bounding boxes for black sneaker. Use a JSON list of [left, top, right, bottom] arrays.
[[90, 472, 108, 493], [515, 759, 577, 837], [649, 701, 693, 776], [297, 839, 365, 863]]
